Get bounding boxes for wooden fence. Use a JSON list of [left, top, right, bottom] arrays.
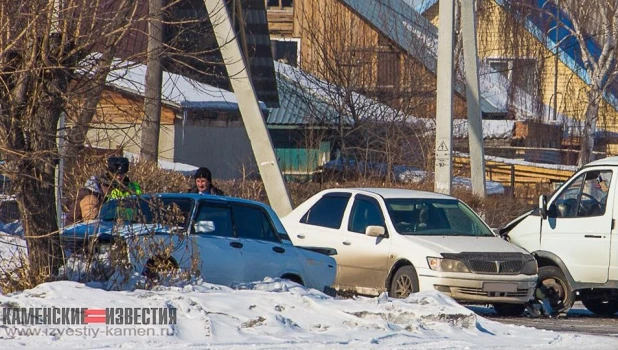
[[453, 156, 575, 202]]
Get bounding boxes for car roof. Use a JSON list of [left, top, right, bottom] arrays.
[[323, 188, 456, 200], [151, 193, 267, 207], [584, 156, 618, 167]]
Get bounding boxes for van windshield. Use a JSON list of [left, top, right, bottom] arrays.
[[385, 198, 494, 236]]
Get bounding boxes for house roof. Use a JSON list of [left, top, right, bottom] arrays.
[[104, 59, 268, 112], [338, 0, 505, 115], [268, 62, 414, 126], [418, 0, 618, 111], [108, 0, 279, 108], [339, 0, 572, 123]]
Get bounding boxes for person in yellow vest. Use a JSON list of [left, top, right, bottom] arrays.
[[104, 156, 142, 201]]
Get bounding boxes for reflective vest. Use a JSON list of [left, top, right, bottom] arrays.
[[108, 182, 142, 200]]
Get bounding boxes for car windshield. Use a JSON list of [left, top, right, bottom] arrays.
[[99, 196, 194, 228], [385, 198, 494, 236]]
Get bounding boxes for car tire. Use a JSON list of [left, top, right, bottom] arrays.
[[582, 299, 618, 316], [493, 303, 525, 316], [143, 256, 178, 283], [388, 265, 419, 298], [281, 274, 304, 286], [536, 266, 575, 314]]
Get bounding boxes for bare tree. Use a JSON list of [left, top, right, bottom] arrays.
[[495, 0, 618, 166], [556, 1, 618, 166], [0, 0, 141, 283], [291, 0, 437, 180]]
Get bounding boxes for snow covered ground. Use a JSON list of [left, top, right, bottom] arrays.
[[2, 277, 618, 349], [1, 224, 618, 349]]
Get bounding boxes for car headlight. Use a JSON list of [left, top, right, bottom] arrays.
[[521, 256, 538, 275], [427, 257, 470, 273]]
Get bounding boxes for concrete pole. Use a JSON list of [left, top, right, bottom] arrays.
[[203, 0, 293, 216], [141, 0, 164, 162], [53, 0, 64, 228], [460, 0, 486, 197], [434, 0, 455, 194]]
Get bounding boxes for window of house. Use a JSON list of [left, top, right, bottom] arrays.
[[300, 193, 351, 229], [266, 0, 293, 8], [271, 39, 299, 66], [377, 51, 400, 88], [487, 57, 538, 96]]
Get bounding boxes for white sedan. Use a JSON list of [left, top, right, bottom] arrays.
[[60, 194, 337, 293], [281, 188, 538, 316]]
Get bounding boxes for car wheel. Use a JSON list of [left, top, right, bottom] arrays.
[[388, 266, 419, 298], [493, 303, 525, 316], [281, 274, 304, 286], [582, 299, 618, 316], [536, 266, 575, 314], [143, 256, 178, 283]]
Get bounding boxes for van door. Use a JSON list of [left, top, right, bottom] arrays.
[[543, 169, 614, 283]]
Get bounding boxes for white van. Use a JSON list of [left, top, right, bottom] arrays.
[[282, 188, 538, 316], [502, 157, 618, 315]]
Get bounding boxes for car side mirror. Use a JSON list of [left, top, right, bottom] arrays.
[[194, 220, 215, 233], [539, 195, 548, 219], [365, 225, 385, 237]]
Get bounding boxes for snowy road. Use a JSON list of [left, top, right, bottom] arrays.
[[472, 303, 618, 337]]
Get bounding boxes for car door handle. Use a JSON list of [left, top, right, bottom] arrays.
[[229, 241, 243, 249], [342, 241, 351, 246], [296, 234, 305, 239], [585, 235, 603, 238], [272, 246, 285, 254]]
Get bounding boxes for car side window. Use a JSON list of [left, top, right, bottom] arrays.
[[347, 195, 385, 234], [232, 204, 279, 242], [194, 202, 234, 237], [300, 194, 350, 229], [553, 170, 612, 218]]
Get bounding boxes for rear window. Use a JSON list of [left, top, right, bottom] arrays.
[[300, 195, 350, 229]]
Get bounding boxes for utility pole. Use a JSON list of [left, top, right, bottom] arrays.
[[203, 0, 293, 216], [141, 0, 164, 162], [53, 0, 65, 229], [460, 0, 486, 197], [434, 0, 455, 194]]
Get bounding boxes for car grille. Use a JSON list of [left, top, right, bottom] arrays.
[[455, 286, 531, 298], [442, 252, 529, 275], [468, 259, 524, 274]]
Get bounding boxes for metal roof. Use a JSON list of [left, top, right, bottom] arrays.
[[338, 0, 503, 114]]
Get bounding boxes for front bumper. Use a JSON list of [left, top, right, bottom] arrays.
[[418, 268, 536, 304]]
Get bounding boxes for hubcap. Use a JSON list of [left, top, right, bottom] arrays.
[[395, 275, 413, 298], [539, 277, 566, 309]]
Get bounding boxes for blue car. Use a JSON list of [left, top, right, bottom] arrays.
[[61, 193, 337, 292]]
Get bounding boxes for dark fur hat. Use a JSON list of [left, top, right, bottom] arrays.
[[194, 167, 212, 182]]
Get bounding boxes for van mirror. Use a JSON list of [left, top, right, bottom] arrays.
[[365, 225, 386, 237], [539, 195, 548, 219]]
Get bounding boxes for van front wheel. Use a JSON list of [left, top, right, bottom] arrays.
[[536, 266, 574, 314]]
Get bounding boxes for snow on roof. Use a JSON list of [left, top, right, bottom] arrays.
[[274, 61, 414, 124], [101, 58, 267, 111]]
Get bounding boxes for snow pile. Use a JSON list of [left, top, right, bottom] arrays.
[[1, 279, 617, 349]]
